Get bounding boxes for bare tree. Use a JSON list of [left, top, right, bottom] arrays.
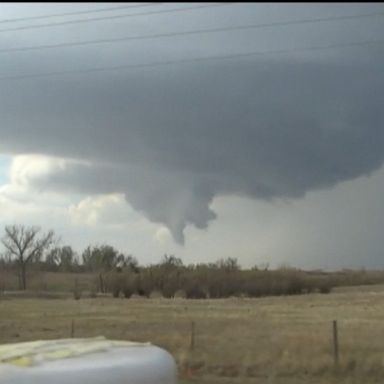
[[1, 225, 56, 290]]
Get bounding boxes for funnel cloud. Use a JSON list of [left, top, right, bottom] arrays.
[[0, 3, 384, 245]]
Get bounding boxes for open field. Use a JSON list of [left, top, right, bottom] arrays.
[[1, 285, 384, 383]]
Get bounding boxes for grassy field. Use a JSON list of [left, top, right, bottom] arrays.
[[1, 285, 384, 383]]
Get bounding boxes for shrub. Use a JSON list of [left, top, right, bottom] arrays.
[[319, 283, 333, 294], [112, 285, 120, 298], [149, 289, 164, 299], [174, 289, 187, 299], [185, 280, 208, 299], [89, 285, 97, 298], [73, 278, 81, 300]]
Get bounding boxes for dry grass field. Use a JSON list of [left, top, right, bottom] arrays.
[[1, 284, 384, 383]]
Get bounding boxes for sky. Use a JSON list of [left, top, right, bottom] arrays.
[[0, 3, 384, 269]]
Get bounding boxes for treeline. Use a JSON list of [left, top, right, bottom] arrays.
[[97, 261, 384, 299], [0, 243, 137, 273], [2, 225, 384, 298], [0, 243, 337, 298], [105, 256, 337, 299]]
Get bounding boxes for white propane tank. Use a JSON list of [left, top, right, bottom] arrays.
[[0, 337, 177, 384]]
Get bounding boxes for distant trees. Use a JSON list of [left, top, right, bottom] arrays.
[[1, 225, 56, 290], [80, 244, 138, 293], [0, 225, 339, 297], [82, 244, 123, 272], [45, 246, 78, 272], [120, 254, 139, 273]]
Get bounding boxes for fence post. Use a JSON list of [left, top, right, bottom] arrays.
[[332, 320, 339, 366], [190, 320, 195, 351]]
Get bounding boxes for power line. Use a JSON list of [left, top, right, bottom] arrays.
[[0, 3, 161, 24], [1, 10, 384, 54], [1, 38, 383, 82], [0, 3, 232, 34]]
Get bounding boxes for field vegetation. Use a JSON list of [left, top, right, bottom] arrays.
[[1, 284, 384, 383]]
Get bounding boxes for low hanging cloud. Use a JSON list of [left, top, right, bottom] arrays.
[[1, 52, 384, 243]]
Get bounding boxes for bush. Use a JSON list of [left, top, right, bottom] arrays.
[[89, 286, 97, 298], [109, 274, 121, 298], [319, 283, 333, 294], [149, 289, 164, 299], [112, 285, 120, 298], [122, 287, 132, 298], [120, 273, 136, 298], [73, 278, 81, 300], [185, 280, 208, 299], [174, 289, 187, 299]]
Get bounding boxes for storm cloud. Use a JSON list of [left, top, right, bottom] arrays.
[[1, 3, 384, 243]]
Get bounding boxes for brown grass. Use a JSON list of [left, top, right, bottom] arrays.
[[0, 270, 97, 292], [1, 283, 384, 383]]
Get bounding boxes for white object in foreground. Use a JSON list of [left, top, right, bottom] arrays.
[[0, 337, 177, 384]]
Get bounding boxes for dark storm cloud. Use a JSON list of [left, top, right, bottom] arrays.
[[1, 4, 384, 243]]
